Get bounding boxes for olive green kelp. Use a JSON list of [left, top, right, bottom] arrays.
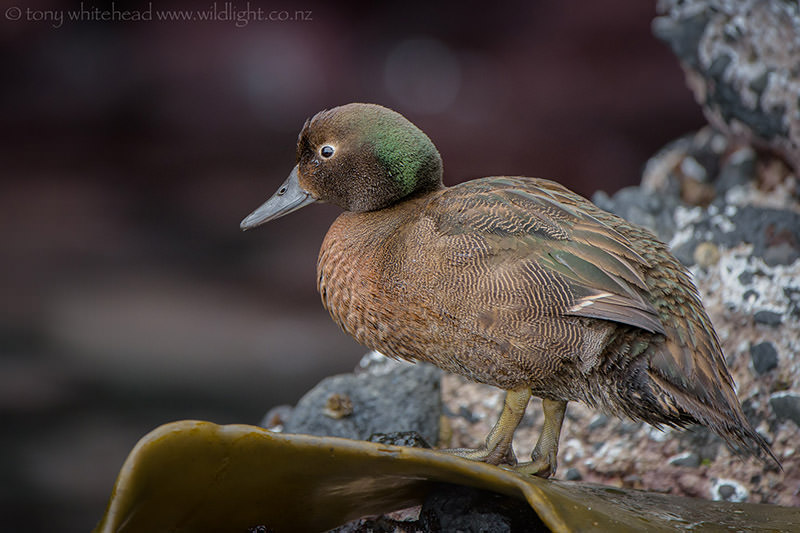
[[95, 420, 798, 533]]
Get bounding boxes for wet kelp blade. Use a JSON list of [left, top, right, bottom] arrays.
[[95, 421, 799, 533]]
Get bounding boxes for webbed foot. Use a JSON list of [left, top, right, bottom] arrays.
[[441, 388, 531, 465], [514, 398, 566, 478]]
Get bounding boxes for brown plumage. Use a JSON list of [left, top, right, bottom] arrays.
[[242, 103, 779, 476]]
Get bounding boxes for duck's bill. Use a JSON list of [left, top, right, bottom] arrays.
[[240, 166, 317, 230]]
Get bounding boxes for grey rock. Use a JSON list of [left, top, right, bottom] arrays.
[[742, 289, 759, 302], [731, 207, 800, 261], [283, 352, 442, 445], [654, 0, 800, 171], [592, 187, 678, 242], [564, 468, 582, 481], [587, 414, 609, 431], [678, 427, 721, 463], [671, 205, 800, 266], [669, 451, 701, 468], [764, 242, 800, 267], [753, 310, 782, 327], [672, 241, 699, 268], [714, 148, 756, 197], [750, 342, 779, 375], [718, 484, 735, 500], [785, 287, 800, 318], [737, 271, 754, 286], [710, 478, 749, 502], [769, 392, 800, 427], [651, 9, 709, 70]]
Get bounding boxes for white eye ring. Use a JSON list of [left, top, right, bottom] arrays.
[[320, 145, 335, 158]]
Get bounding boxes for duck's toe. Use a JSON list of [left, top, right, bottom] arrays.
[[440, 442, 517, 465], [441, 387, 532, 465], [515, 448, 558, 478], [514, 398, 567, 478]]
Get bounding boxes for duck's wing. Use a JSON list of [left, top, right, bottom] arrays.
[[424, 176, 665, 334], [418, 177, 777, 465]]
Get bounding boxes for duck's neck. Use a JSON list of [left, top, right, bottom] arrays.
[[315, 193, 438, 348]]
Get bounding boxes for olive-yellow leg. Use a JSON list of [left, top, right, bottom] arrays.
[[515, 398, 567, 478], [442, 388, 531, 465]]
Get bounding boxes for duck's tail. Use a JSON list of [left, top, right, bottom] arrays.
[[647, 338, 781, 470]]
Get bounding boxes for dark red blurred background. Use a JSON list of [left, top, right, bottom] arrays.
[[0, 1, 703, 531]]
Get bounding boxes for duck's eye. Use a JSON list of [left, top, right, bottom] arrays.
[[320, 145, 335, 158]]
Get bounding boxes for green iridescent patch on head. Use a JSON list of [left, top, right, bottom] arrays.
[[357, 106, 440, 196]]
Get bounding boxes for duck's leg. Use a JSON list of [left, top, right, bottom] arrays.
[[515, 398, 567, 478], [443, 387, 531, 465]]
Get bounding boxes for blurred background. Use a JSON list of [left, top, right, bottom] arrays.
[[1, 1, 704, 530]]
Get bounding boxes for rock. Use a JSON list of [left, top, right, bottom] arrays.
[[749, 342, 778, 375], [587, 414, 608, 431], [669, 451, 701, 468], [715, 147, 756, 196], [282, 351, 442, 445], [328, 513, 421, 533], [769, 392, 800, 427], [368, 431, 431, 448], [737, 271, 754, 286], [710, 478, 749, 503], [670, 204, 800, 267], [693, 241, 720, 268], [786, 287, 800, 318], [260, 404, 293, 431], [753, 310, 782, 327], [677, 427, 720, 464], [763, 242, 800, 267], [592, 186, 678, 243], [564, 468, 582, 481], [654, 0, 800, 171], [419, 484, 546, 532]]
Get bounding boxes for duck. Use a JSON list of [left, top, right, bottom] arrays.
[[241, 102, 779, 477]]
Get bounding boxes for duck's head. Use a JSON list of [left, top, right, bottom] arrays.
[[241, 103, 443, 230]]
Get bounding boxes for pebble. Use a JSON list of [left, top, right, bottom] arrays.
[[693, 241, 720, 268], [769, 392, 800, 427], [753, 310, 782, 326], [710, 478, 749, 503], [668, 451, 701, 468], [749, 341, 779, 375]]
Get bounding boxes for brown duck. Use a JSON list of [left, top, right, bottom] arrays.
[[241, 103, 778, 476]]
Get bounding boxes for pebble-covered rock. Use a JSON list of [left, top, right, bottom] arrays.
[[653, 0, 800, 171]]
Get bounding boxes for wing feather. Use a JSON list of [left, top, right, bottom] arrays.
[[427, 176, 663, 333]]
